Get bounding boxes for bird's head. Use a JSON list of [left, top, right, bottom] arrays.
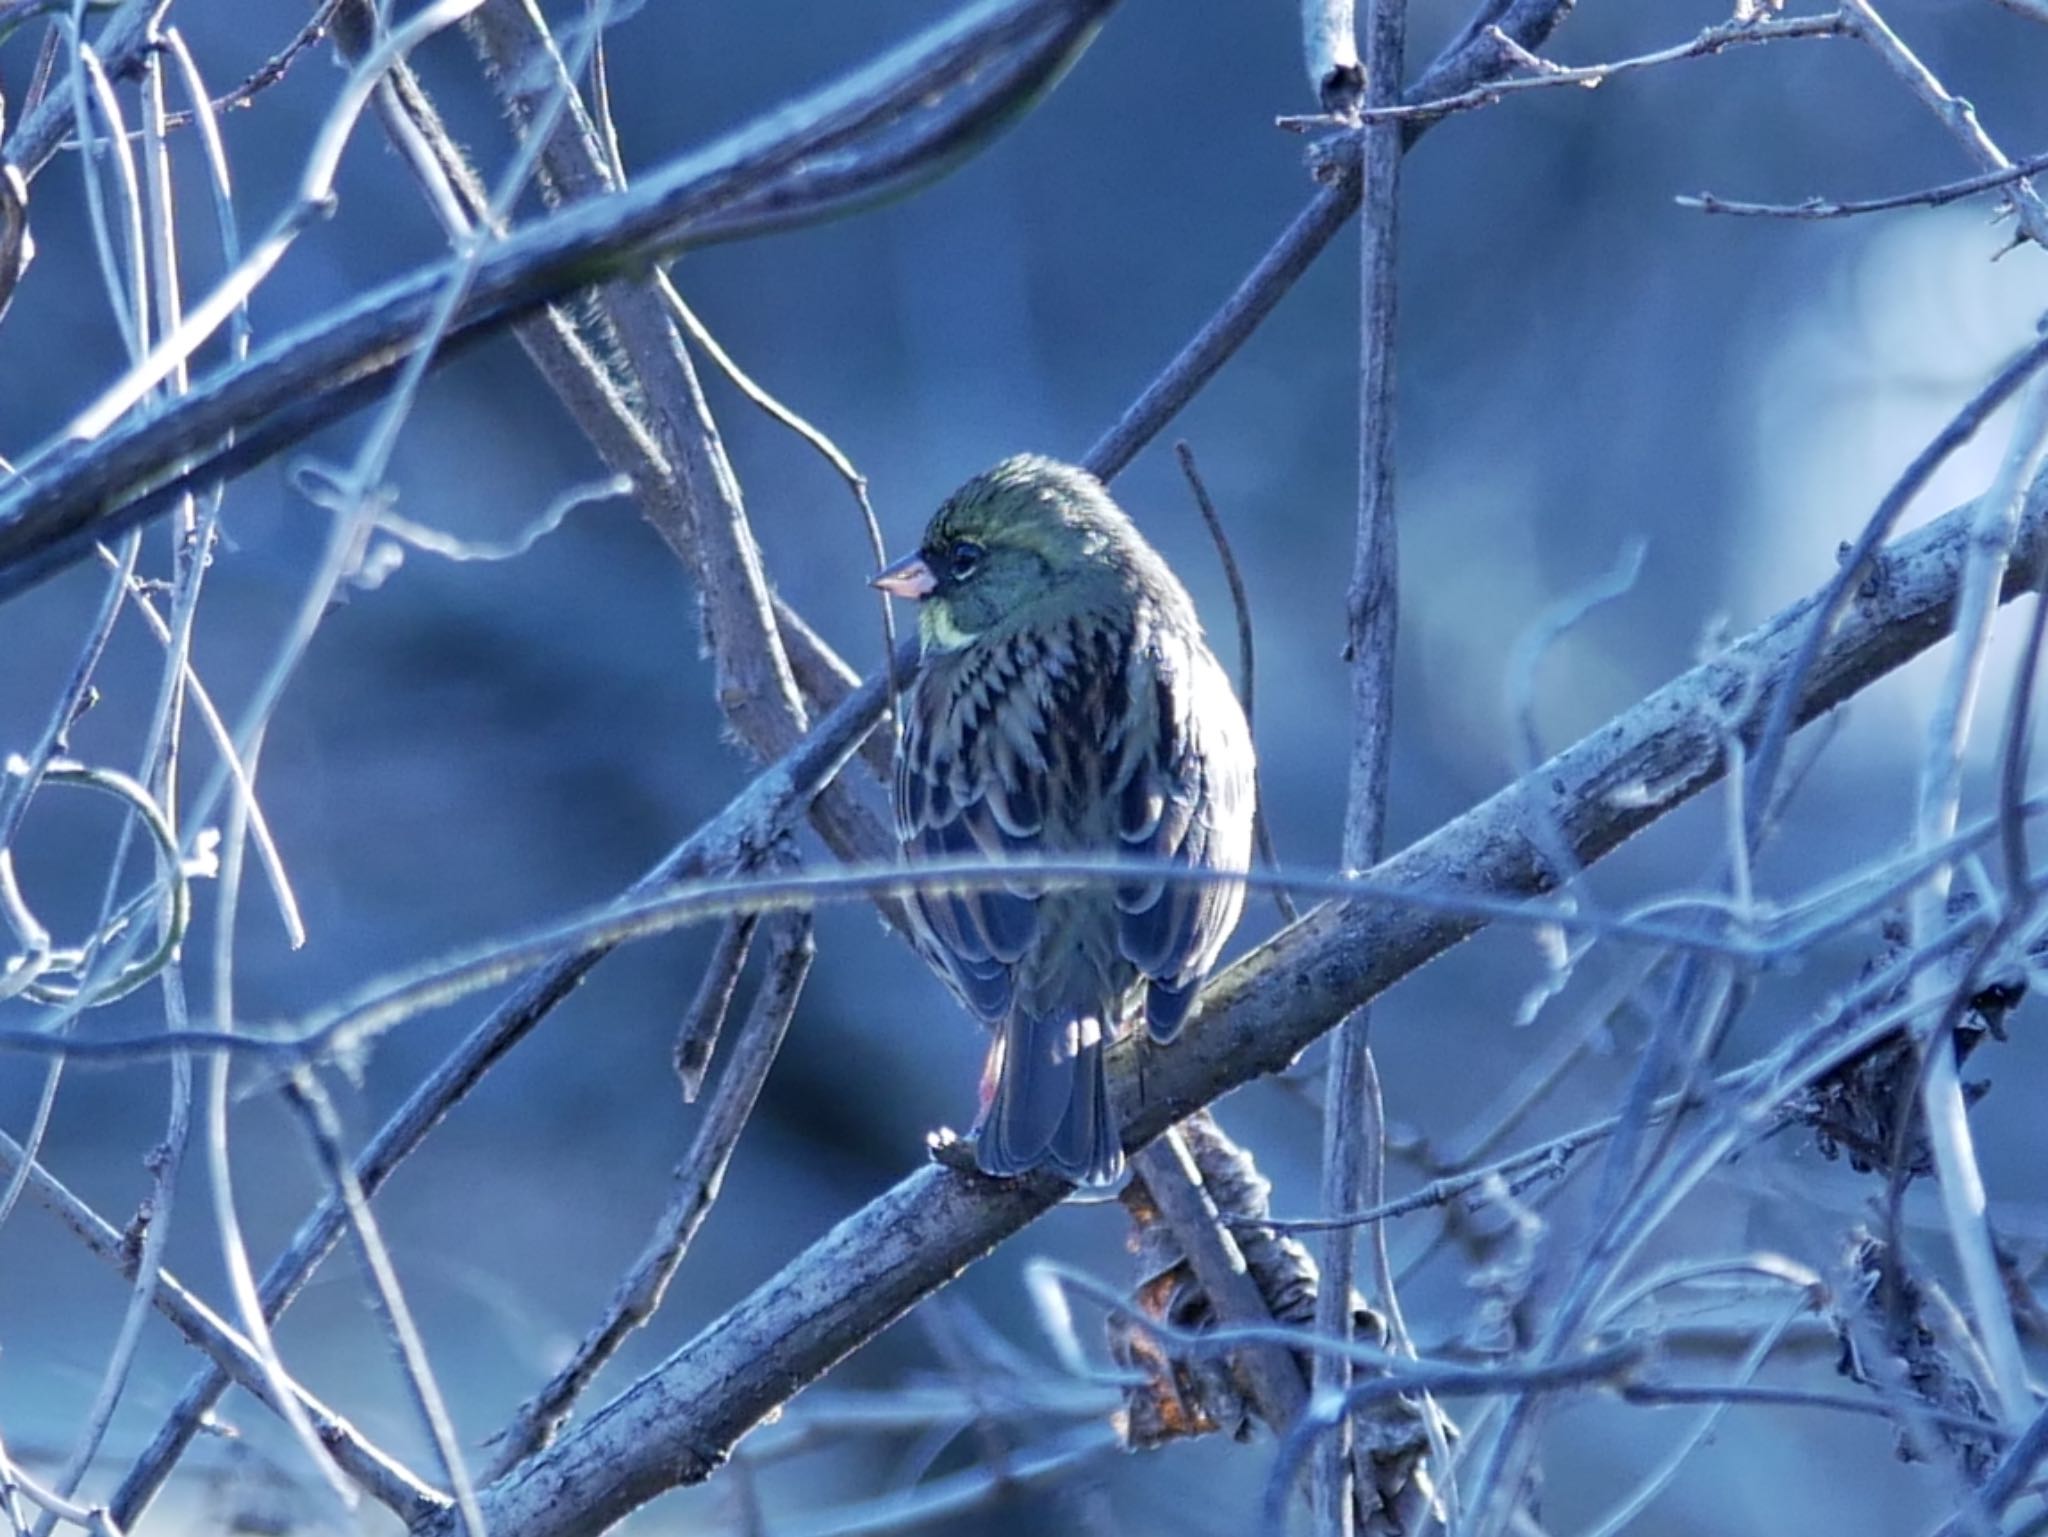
[[872, 455, 1153, 652]]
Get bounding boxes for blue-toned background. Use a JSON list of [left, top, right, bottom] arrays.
[[3, 0, 2047, 1531]]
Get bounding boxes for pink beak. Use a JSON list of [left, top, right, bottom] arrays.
[[871, 553, 937, 600]]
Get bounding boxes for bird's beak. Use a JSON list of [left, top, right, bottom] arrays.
[[871, 553, 937, 600]]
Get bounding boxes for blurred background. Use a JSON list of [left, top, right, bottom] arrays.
[[2, 0, 2048, 1531]]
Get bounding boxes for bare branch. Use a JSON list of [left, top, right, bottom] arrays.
[[672, 916, 758, 1102], [1903, 374, 2048, 1423], [1679, 149, 2048, 222], [1315, 0, 1420, 1521], [1083, 173, 1359, 483], [283, 1072, 486, 1537], [0, 1128, 445, 1525], [1284, 12, 1851, 129], [1087, 0, 1579, 483], [1842, 0, 2048, 248], [104, 671, 882, 1530], [3, 0, 167, 179], [1128, 1129, 1311, 1429], [421, 460, 2048, 1537], [491, 913, 814, 1471], [0, 0, 1120, 601], [1746, 328, 2048, 841]]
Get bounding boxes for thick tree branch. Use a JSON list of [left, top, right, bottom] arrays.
[[0, 0, 1118, 601], [425, 477, 2048, 1537], [0, 0, 1576, 604]]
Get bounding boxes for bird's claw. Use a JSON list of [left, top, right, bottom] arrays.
[[926, 1126, 982, 1174]]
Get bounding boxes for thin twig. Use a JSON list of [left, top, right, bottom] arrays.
[[1082, 0, 1578, 484], [489, 911, 814, 1471], [1903, 372, 2048, 1424], [1745, 328, 2048, 843], [0, 1128, 446, 1523], [27, 56, 200, 1530], [1679, 149, 2048, 222], [202, 780, 354, 1513], [1084, 181, 1358, 482], [779, 1426, 1115, 1537], [93, 554, 301, 948], [1840, 0, 2048, 249], [1579, 1297, 1808, 1537], [187, 0, 340, 122], [1174, 441, 1295, 924], [0, 852, 1841, 1066], [282, 1072, 488, 1537], [104, 667, 878, 1530], [672, 914, 758, 1101], [1619, 1377, 2006, 1441], [1278, 12, 1850, 129], [0, 542, 136, 1238], [1257, 1100, 1640, 1234], [660, 282, 900, 745]]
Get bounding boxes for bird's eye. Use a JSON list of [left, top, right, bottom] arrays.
[[947, 540, 984, 580]]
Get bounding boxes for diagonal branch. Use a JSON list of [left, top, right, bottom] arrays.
[[0, 1127, 445, 1525], [103, 667, 884, 1530], [1083, 0, 1576, 483], [0, 0, 1577, 605], [0, 0, 1119, 601], [425, 468, 2048, 1537], [1841, 0, 2048, 248], [489, 908, 815, 1471]]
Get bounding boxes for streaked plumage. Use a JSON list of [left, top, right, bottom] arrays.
[[874, 455, 1256, 1184]]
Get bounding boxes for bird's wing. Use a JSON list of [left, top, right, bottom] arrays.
[[894, 618, 1255, 1041], [1113, 632, 1257, 1041], [893, 630, 1062, 1025]]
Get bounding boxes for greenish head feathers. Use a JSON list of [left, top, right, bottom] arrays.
[[912, 455, 1158, 650]]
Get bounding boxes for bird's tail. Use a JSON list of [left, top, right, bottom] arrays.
[[974, 1009, 1122, 1185]]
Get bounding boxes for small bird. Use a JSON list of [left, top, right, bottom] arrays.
[[872, 455, 1256, 1185]]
